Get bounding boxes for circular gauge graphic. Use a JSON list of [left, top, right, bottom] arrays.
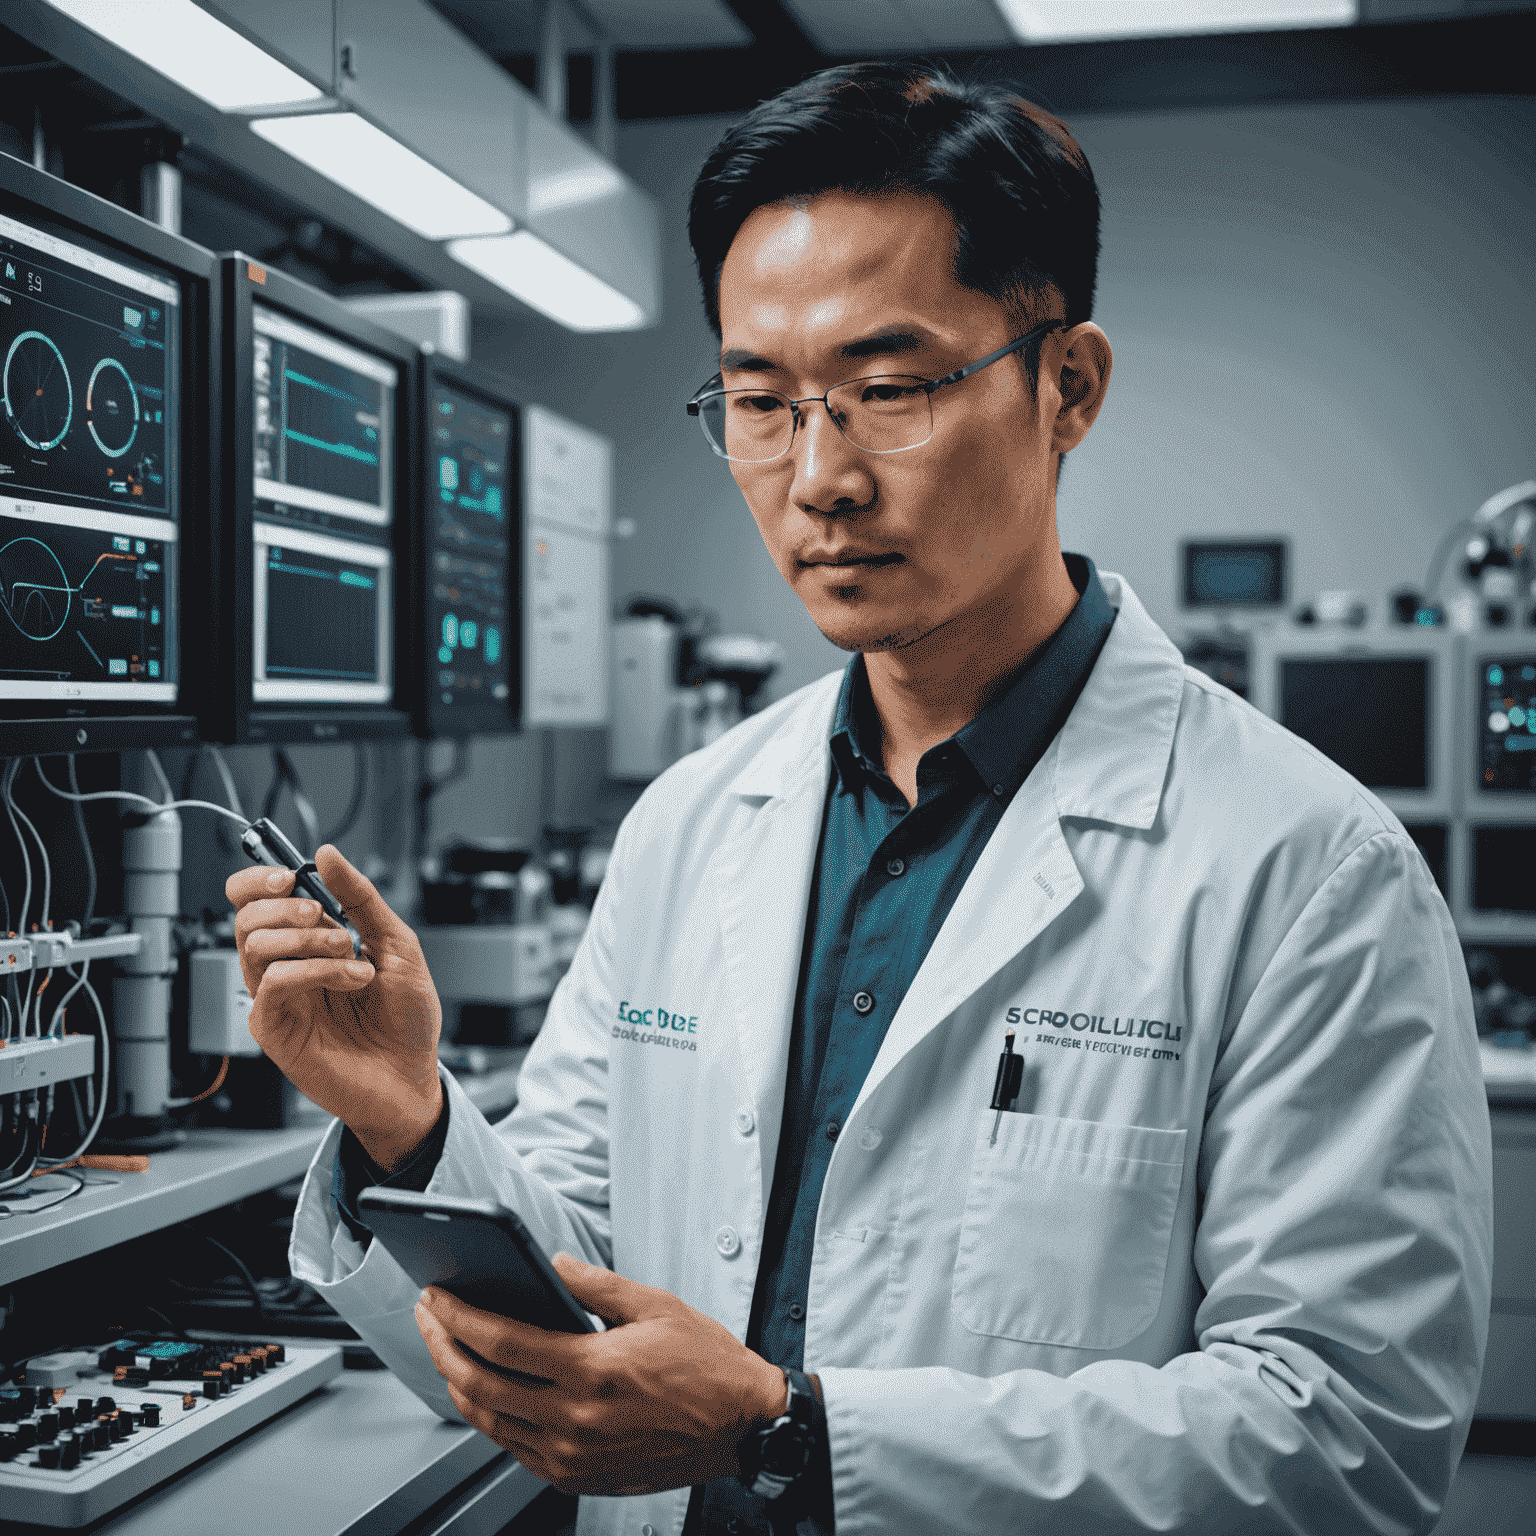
[[0, 536, 72, 642], [86, 357, 140, 458], [3, 330, 73, 452]]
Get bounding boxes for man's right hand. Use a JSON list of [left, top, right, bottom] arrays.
[[226, 845, 443, 1171]]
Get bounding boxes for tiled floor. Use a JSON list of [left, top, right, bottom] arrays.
[[1433, 1455, 1536, 1534]]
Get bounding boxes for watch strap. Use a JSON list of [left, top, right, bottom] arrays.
[[741, 1368, 817, 1502]]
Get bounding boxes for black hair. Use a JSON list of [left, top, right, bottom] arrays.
[[688, 61, 1101, 342]]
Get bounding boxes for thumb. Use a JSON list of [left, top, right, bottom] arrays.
[[552, 1253, 651, 1326], [314, 844, 410, 948]]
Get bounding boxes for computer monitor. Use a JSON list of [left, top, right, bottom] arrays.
[[1247, 627, 1460, 821], [1460, 651, 1536, 940], [1181, 539, 1288, 610], [0, 154, 210, 754], [408, 357, 520, 738], [200, 255, 415, 744]]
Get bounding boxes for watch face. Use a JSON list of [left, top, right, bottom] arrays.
[[760, 1424, 814, 1477]]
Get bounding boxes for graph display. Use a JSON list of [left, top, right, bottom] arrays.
[[252, 304, 395, 528], [252, 521, 390, 705], [0, 208, 178, 703], [429, 383, 512, 714]]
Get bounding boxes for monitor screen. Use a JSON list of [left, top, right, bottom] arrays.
[[428, 380, 513, 718], [1183, 539, 1286, 608], [1477, 658, 1536, 793], [1471, 823, 1536, 913], [249, 303, 394, 705], [0, 209, 178, 704], [1279, 656, 1430, 790]]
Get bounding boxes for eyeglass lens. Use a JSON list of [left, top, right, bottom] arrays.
[[697, 377, 933, 462]]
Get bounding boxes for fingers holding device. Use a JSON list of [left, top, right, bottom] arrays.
[[241, 816, 358, 951]]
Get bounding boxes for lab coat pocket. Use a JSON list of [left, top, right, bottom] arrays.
[[952, 1112, 1187, 1349]]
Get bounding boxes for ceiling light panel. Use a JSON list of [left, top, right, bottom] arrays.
[[994, 0, 1358, 44], [42, 0, 327, 112], [783, 0, 1014, 52], [250, 113, 512, 241], [448, 232, 647, 332]]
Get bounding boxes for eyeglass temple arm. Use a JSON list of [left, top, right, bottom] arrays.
[[686, 373, 725, 415], [924, 320, 1064, 394]]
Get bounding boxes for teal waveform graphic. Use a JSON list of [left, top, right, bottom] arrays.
[[0, 536, 141, 643], [283, 426, 379, 465]]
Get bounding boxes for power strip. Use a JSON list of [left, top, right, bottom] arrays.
[[0, 1338, 342, 1527]]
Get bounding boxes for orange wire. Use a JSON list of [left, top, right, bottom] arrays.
[[185, 1055, 231, 1104]]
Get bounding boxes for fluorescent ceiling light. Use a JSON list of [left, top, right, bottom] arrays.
[[995, 1, 1357, 44], [448, 232, 646, 333], [251, 113, 512, 241], [42, 0, 326, 112], [529, 164, 627, 217]]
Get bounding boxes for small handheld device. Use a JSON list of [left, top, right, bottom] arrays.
[[241, 817, 350, 929], [357, 1187, 597, 1334]]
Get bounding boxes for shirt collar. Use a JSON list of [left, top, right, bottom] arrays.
[[827, 554, 1117, 802]]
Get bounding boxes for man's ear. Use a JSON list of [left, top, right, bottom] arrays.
[[1049, 323, 1113, 456]]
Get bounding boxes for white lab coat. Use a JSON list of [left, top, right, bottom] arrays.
[[291, 572, 1492, 1536]]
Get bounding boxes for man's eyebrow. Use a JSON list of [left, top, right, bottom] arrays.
[[720, 329, 930, 373]]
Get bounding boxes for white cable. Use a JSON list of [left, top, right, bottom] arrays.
[[33, 761, 251, 830], [10, 769, 51, 942], [37, 973, 109, 1168], [206, 745, 246, 818], [144, 748, 174, 805], [47, 960, 90, 1038], [4, 761, 33, 940]]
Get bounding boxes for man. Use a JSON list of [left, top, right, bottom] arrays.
[[231, 63, 1492, 1536]]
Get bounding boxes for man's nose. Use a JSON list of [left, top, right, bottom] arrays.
[[789, 401, 876, 514]]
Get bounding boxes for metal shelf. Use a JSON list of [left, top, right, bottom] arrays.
[[0, 1125, 325, 1286]]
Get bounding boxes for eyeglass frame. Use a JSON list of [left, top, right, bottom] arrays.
[[685, 318, 1065, 463]]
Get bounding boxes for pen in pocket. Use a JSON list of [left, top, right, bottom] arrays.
[[990, 1029, 1024, 1145]]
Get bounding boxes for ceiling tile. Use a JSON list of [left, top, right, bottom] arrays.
[[431, 0, 752, 53]]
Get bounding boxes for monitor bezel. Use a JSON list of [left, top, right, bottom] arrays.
[[202, 253, 416, 745], [409, 356, 522, 740], [0, 153, 210, 754], [1247, 626, 1460, 820]]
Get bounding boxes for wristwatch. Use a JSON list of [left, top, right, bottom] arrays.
[[738, 1367, 817, 1503]]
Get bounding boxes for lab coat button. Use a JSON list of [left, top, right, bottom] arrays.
[[852, 990, 875, 1015], [885, 857, 906, 877], [788, 1303, 805, 1321], [859, 1126, 882, 1150], [734, 1108, 756, 1136], [715, 1225, 741, 1258], [825, 1120, 840, 1141], [642, 1526, 655, 1536]]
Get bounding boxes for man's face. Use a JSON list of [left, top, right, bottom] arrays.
[[715, 189, 1069, 655]]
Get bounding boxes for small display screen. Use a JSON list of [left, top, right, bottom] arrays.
[[248, 304, 395, 707], [1279, 656, 1430, 790], [1183, 540, 1286, 608], [1471, 824, 1536, 913], [1477, 659, 1536, 793], [429, 382, 513, 716], [0, 209, 178, 703]]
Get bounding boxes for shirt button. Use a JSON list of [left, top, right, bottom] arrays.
[[825, 1120, 840, 1141], [715, 1225, 741, 1259], [993, 784, 1006, 798], [852, 990, 875, 1015], [885, 857, 906, 878], [788, 1303, 805, 1321], [734, 1108, 756, 1136], [642, 1527, 655, 1536], [859, 1126, 883, 1150]]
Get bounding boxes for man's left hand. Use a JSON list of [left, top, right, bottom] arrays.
[[414, 1254, 789, 1496]]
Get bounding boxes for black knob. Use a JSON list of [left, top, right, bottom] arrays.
[[18, 1387, 36, 1414], [203, 1378, 219, 1400], [77, 1397, 94, 1421], [59, 1434, 81, 1469], [95, 1396, 116, 1415], [58, 1404, 75, 1431], [38, 1410, 59, 1440], [139, 1403, 161, 1427], [0, 1431, 19, 1462], [119, 1410, 136, 1435], [15, 1421, 37, 1450], [38, 1442, 61, 1469], [0, 1396, 17, 1424], [90, 1420, 111, 1451], [268, 1343, 286, 1363]]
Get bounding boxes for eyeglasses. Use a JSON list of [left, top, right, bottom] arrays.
[[685, 319, 1063, 464]]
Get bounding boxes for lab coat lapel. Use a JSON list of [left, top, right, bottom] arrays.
[[849, 573, 1186, 1120], [705, 678, 840, 1198]]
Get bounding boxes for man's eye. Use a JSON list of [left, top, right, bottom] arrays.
[[861, 382, 919, 404], [732, 394, 786, 415]]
